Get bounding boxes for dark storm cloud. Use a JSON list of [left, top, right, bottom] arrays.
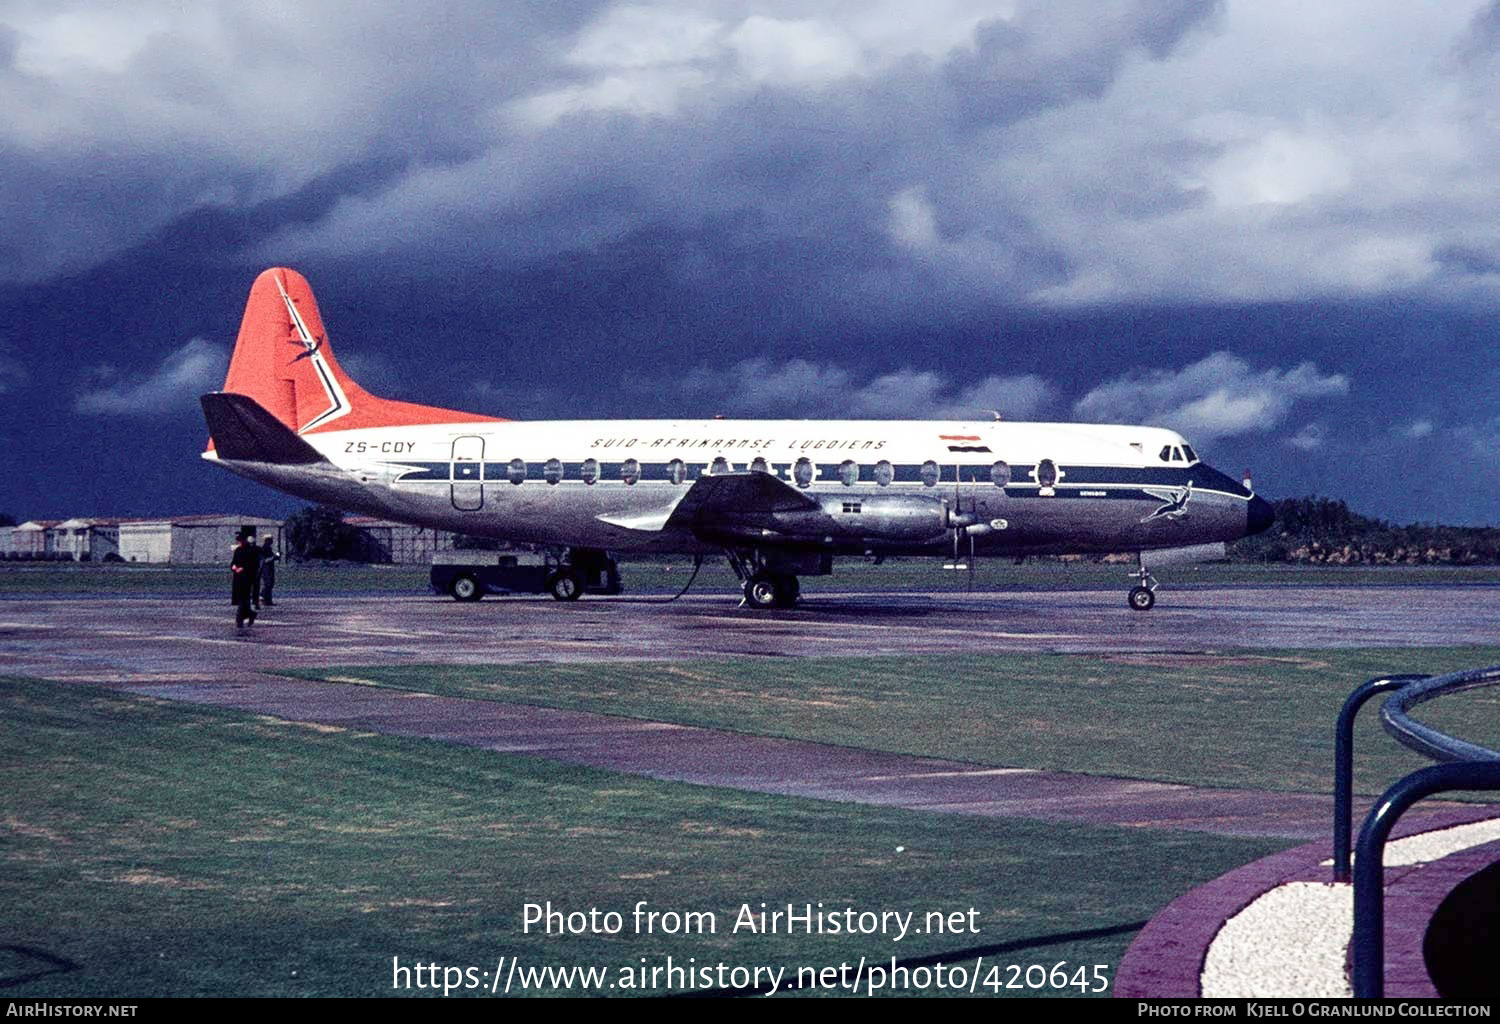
[[0, 1, 610, 283], [0, 1, 1497, 526]]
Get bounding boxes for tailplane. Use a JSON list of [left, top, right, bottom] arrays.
[[212, 267, 500, 441]]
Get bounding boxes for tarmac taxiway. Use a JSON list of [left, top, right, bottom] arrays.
[[3, 585, 1497, 840]]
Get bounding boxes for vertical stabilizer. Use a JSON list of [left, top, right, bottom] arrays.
[[214, 267, 502, 439]]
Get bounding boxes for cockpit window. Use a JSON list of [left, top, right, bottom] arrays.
[[1171, 447, 1185, 462], [1159, 445, 1172, 463], [1181, 444, 1197, 463]]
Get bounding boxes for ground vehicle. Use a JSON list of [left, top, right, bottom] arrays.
[[430, 550, 622, 602]]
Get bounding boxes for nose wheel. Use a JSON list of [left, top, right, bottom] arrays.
[[1128, 565, 1158, 611]]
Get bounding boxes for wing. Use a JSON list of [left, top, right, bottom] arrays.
[[595, 471, 818, 533]]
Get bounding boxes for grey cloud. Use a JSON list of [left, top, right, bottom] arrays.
[[942, 0, 1220, 127], [74, 337, 227, 415], [1073, 352, 1349, 443], [679, 357, 1054, 420]]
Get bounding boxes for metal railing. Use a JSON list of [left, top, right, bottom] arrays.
[[1330, 665, 1500, 998]]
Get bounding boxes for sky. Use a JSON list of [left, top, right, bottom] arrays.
[[1, 0, 1497, 526]]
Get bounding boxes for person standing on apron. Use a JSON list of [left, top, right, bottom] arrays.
[[230, 530, 260, 627], [258, 535, 280, 607]]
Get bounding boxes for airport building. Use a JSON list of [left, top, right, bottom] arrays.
[[1, 513, 462, 565], [8, 520, 60, 558], [116, 516, 285, 564], [51, 518, 123, 562]]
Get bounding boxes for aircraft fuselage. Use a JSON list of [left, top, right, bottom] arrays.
[[210, 416, 1265, 558]]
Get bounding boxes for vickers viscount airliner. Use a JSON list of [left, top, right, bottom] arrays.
[[201, 268, 1274, 609]]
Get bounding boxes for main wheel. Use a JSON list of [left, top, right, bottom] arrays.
[[743, 573, 781, 610], [450, 574, 483, 602], [548, 569, 584, 601], [1128, 586, 1155, 611]]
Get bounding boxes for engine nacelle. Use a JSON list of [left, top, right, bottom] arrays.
[[763, 495, 950, 543]]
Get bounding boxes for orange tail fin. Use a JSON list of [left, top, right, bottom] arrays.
[[216, 267, 502, 437]]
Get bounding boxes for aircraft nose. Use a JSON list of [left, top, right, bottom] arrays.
[[1246, 495, 1274, 536]]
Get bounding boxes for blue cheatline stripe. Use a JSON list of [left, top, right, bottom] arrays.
[[388, 459, 1247, 501]]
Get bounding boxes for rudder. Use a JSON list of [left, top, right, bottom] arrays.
[[215, 267, 501, 437]]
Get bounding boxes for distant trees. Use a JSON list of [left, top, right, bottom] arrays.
[[283, 505, 363, 561], [1231, 496, 1500, 565]]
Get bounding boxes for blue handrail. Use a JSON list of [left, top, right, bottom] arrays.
[[1332, 675, 1427, 882], [1335, 664, 1500, 998]]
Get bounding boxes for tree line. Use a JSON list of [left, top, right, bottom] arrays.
[[1230, 496, 1500, 565]]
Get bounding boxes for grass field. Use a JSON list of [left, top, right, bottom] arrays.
[[0, 677, 1287, 997], [287, 646, 1500, 798], [4, 559, 1500, 598]]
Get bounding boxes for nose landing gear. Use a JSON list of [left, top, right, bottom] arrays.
[[1128, 563, 1158, 611]]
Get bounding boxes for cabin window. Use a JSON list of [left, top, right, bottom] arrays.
[[543, 458, 563, 485], [710, 456, 730, 476], [991, 460, 1011, 487], [1036, 459, 1057, 489], [621, 458, 640, 485], [793, 457, 814, 488], [920, 460, 940, 488], [580, 458, 599, 485], [666, 458, 686, 484], [874, 460, 893, 486], [750, 457, 769, 474], [507, 458, 526, 485], [838, 460, 858, 486]]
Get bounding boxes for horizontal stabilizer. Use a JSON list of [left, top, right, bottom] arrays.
[[201, 392, 331, 465]]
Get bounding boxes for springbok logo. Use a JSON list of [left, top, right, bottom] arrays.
[[275, 274, 350, 432], [1140, 481, 1193, 523]]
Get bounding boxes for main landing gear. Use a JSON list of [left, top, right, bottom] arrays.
[[724, 548, 819, 610], [1128, 563, 1158, 612], [743, 571, 800, 610]]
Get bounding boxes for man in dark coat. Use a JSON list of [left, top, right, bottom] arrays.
[[230, 530, 261, 627]]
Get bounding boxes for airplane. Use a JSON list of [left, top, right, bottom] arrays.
[[200, 267, 1275, 611]]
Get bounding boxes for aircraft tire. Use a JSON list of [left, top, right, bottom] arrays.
[[548, 569, 585, 602], [1128, 586, 1155, 612], [450, 574, 483, 602], [743, 574, 781, 610]]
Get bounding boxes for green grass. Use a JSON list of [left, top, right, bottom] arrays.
[[4, 558, 1500, 597], [0, 677, 1285, 997], [287, 647, 1500, 797]]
